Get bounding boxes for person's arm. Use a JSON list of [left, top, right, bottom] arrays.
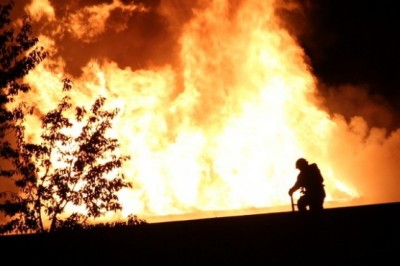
[[288, 184, 300, 196], [288, 175, 301, 196]]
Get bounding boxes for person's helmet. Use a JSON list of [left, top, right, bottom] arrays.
[[295, 158, 308, 170]]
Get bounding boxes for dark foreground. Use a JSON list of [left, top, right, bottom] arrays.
[[1, 202, 400, 265]]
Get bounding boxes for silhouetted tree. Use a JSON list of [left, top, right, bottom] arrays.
[[0, 94, 133, 234], [0, 0, 135, 234], [0, 0, 47, 136]]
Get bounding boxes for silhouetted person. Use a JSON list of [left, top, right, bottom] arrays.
[[288, 158, 326, 213]]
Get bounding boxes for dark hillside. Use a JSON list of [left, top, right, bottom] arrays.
[[1, 202, 399, 265]]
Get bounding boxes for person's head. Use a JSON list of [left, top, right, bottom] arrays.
[[295, 158, 308, 170]]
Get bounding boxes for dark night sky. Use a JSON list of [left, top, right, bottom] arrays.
[[301, 1, 398, 84], [290, 0, 400, 130]]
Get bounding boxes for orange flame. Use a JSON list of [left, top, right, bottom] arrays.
[[11, 0, 400, 223]]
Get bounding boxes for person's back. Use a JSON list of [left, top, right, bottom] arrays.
[[301, 163, 325, 194]]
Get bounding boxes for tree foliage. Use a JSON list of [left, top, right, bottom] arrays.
[[0, 0, 47, 135], [0, 0, 139, 234], [1, 90, 133, 234]]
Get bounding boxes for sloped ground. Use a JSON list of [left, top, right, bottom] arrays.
[[1, 202, 399, 265]]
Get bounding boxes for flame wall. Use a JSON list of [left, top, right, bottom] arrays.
[[6, 0, 400, 222]]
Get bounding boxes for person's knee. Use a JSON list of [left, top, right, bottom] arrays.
[[297, 198, 307, 212], [298, 204, 307, 212]]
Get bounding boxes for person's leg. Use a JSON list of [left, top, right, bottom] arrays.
[[310, 197, 324, 212], [297, 195, 308, 212]]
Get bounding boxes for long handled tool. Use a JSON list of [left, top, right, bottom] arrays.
[[290, 194, 295, 212]]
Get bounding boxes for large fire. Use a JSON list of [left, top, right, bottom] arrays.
[[6, 0, 400, 223]]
